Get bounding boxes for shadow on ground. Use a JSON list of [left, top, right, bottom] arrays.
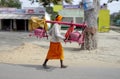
[[1, 63, 61, 72]]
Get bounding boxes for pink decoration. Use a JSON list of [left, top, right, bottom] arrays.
[[29, 28, 48, 39]]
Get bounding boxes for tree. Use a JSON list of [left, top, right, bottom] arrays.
[[0, 0, 21, 8], [108, 0, 119, 3], [80, 0, 100, 50], [79, 0, 118, 50], [29, 0, 72, 6]]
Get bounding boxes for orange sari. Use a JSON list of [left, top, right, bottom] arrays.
[[46, 42, 64, 60]]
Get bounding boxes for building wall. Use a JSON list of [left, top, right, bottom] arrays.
[[59, 8, 84, 23]]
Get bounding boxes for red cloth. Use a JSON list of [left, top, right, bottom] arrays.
[[65, 25, 74, 39]]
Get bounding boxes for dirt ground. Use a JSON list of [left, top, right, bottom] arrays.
[[0, 30, 120, 68]]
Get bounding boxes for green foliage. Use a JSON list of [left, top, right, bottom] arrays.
[[114, 14, 120, 23], [0, 0, 21, 8], [46, 7, 53, 14], [65, 0, 72, 4], [111, 13, 120, 25], [108, 0, 119, 3], [115, 15, 120, 20], [29, 0, 72, 7]]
